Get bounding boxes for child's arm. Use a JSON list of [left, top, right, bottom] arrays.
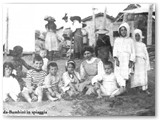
[[80, 63, 86, 80], [69, 82, 77, 92], [129, 39, 136, 68], [43, 76, 51, 88], [144, 44, 150, 70], [25, 70, 34, 91], [21, 58, 34, 70]]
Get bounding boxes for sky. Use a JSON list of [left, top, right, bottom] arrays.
[[3, 4, 130, 31], [2, 3, 154, 52]]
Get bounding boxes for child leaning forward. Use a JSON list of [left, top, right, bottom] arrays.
[[42, 62, 61, 101]]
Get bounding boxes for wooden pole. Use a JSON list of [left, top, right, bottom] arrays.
[[147, 4, 153, 45], [92, 8, 96, 47], [123, 13, 128, 22], [103, 7, 107, 30], [5, 8, 9, 56]]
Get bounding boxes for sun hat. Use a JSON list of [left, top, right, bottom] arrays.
[[70, 16, 81, 23]]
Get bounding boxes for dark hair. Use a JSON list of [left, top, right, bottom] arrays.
[[47, 62, 58, 71], [66, 60, 76, 70], [33, 54, 43, 63], [11, 45, 23, 57], [103, 61, 113, 69], [82, 46, 94, 54], [3, 62, 14, 76]]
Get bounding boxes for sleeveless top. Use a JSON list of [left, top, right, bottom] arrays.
[[81, 58, 101, 80]]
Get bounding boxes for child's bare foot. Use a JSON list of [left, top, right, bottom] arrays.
[[32, 96, 38, 101], [56, 94, 62, 99], [49, 97, 58, 101], [109, 94, 115, 98], [97, 95, 102, 99]]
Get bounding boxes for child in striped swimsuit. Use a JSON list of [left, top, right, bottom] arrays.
[[22, 55, 47, 103]]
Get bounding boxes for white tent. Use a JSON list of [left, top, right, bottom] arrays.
[[122, 5, 155, 14]]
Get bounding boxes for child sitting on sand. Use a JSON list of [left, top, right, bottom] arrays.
[[61, 60, 81, 97], [3, 62, 21, 102], [92, 61, 125, 98], [22, 55, 47, 103], [43, 62, 61, 101]]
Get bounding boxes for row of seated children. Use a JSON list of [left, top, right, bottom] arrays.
[[3, 54, 123, 103]]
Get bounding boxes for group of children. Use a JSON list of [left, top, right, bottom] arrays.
[[3, 22, 151, 103]]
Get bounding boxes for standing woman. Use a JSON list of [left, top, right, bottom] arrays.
[[113, 22, 135, 91], [70, 16, 83, 59], [95, 29, 112, 63], [44, 16, 59, 61], [79, 46, 105, 95]]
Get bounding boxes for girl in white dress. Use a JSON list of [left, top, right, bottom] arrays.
[[61, 60, 81, 97], [3, 62, 21, 102], [113, 22, 135, 90], [131, 29, 150, 94]]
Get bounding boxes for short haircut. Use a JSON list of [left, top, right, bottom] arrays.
[[3, 62, 14, 76], [47, 62, 58, 71], [33, 54, 43, 63], [103, 61, 113, 69]]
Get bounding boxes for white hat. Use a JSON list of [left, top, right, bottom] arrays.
[[96, 29, 109, 34]]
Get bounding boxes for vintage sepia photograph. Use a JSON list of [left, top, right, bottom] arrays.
[[2, 3, 155, 116]]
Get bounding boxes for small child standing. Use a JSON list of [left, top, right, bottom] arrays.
[[3, 62, 21, 102], [43, 62, 61, 101], [39, 49, 49, 72], [131, 29, 150, 94], [10, 46, 33, 90], [92, 61, 124, 98], [61, 60, 81, 97], [22, 55, 47, 103]]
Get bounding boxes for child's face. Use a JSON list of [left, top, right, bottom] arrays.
[[104, 64, 113, 75], [49, 66, 58, 76], [40, 50, 47, 58], [34, 60, 43, 70], [135, 33, 140, 42], [67, 64, 74, 74], [5, 67, 12, 77], [84, 51, 92, 60], [120, 27, 127, 37]]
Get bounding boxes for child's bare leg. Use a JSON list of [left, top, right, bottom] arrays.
[[22, 88, 32, 103], [55, 92, 62, 99], [110, 87, 125, 98], [9, 93, 18, 102], [48, 94, 58, 101], [36, 87, 43, 102], [96, 89, 102, 99]]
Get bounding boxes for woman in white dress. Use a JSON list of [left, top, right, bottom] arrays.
[[131, 29, 150, 94]]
